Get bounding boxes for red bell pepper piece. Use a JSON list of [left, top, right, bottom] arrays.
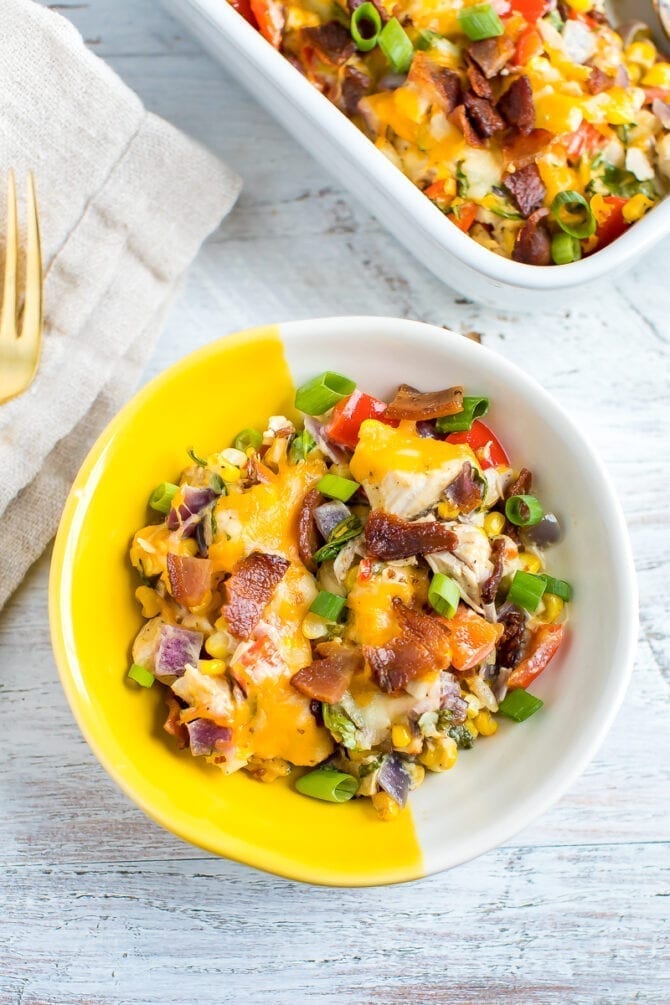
[[595, 196, 629, 251], [449, 202, 478, 233], [507, 623, 565, 690], [325, 390, 393, 449], [509, 0, 546, 23], [230, 0, 258, 28], [564, 122, 606, 160], [249, 0, 284, 47], [513, 26, 544, 65], [445, 419, 509, 470]]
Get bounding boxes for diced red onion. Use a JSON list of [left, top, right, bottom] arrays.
[[614, 64, 630, 89], [314, 500, 351, 540], [652, 98, 670, 129], [521, 512, 562, 547], [196, 513, 213, 557], [167, 486, 218, 531], [186, 719, 233, 756], [302, 415, 350, 464], [416, 420, 440, 439], [439, 671, 468, 723], [378, 754, 410, 808], [155, 624, 203, 678]]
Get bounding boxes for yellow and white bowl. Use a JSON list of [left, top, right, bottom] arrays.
[[50, 317, 637, 886]]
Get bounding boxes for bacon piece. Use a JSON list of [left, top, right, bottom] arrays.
[[452, 104, 484, 147], [365, 510, 458, 561], [444, 461, 483, 515], [503, 163, 546, 218], [481, 536, 506, 604], [409, 54, 462, 114], [463, 92, 506, 138], [291, 644, 363, 703], [587, 66, 611, 95], [365, 599, 452, 693], [302, 21, 355, 65], [467, 35, 515, 79], [222, 552, 290, 639], [502, 128, 552, 170], [498, 75, 535, 135], [166, 554, 213, 608], [340, 65, 371, 115], [298, 488, 323, 571], [512, 208, 551, 266], [466, 58, 493, 100], [507, 623, 565, 690], [495, 606, 526, 671], [163, 692, 189, 749], [386, 383, 464, 421], [505, 466, 533, 499]]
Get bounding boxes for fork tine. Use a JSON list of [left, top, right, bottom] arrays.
[[0, 170, 18, 344], [19, 172, 43, 372]]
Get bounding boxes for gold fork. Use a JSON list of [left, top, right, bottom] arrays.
[[0, 171, 43, 404]]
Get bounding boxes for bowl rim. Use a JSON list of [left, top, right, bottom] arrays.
[[49, 316, 639, 886], [174, 0, 670, 291]]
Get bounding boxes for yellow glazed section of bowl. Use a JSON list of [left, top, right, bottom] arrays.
[[49, 326, 422, 886]]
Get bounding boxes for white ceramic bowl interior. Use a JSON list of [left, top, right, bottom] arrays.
[[164, 0, 670, 310]]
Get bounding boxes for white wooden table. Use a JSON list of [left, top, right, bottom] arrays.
[[2, 2, 669, 1002]]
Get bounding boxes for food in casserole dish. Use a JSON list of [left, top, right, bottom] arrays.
[[128, 372, 570, 819], [228, 0, 670, 265]]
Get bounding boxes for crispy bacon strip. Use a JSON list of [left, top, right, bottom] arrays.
[[365, 510, 458, 561], [444, 462, 483, 515], [163, 692, 189, 749], [298, 488, 323, 571], [365, 599, 452, 694], [467, 35, 515, 79], [452, 104, 484, 148], [291, 644, 363, 703], [495, 607, 526, 671], [587, 67, 611, 95], [166, 554, 213, 608], [385, 383, 464, 421], [498, 75, 535, 135], [505, 466, 533, 499], [512, 208, 551, 266], [502, 128, 552, 170], [222, 552, 290, 639], [302, 21, 354, 65], [463, 92, 506, 138], [503, 163, 546, 218], [481, 536, 506, 604], [466, 58, 493, 100]]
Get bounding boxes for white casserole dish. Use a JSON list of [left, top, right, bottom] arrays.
[[164, 0, 670, 310]]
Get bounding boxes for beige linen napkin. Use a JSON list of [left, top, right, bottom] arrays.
[[0, 0, 241, 609]]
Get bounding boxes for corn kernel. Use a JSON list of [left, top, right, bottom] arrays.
[[135, 585, 162, 618], [625, 41, 657, 70], [518, 551, 542, 575], [391, 724, 412, 748], [220, 447, 247, 467], [484, 512, 505, 537], [190, 590, 213, 615], [205, 632, 230, 659], [419, 736, 458, 772], [344, 565, 360, 593], [623, 192, 655, 223], [198, 658, 226, 676], [181, 538, 199, 557], [405, 762, 425, 789], [626, 62, 642, 84], [474, 709, 498, 736], [566, 0, 591, 11], [542, 593, 564, 623], [372, 791, 401, 821], [464, 720, 479, 739], [590, 193, 610, 226], [437, 500, 459, 520], [302, 613, 329, 640]]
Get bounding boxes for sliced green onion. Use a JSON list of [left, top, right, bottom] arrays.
[[416, 28, 444, 49], [127, 663, 155, 688], [436, 396, 489, 434], [288, 429, 316, 463], [295, 371, 356, 416], [551, 190, 596, 239], [428, 573, 460, 619], [317, 473, 360, 502], [551, 232, 582, 265], [505, 494, 544, 527], [313, 514, 362, 563], [378, 17, 414, 73], [210, 473, 226, 495], [507, 570, 546, 612], [233, 427, 262, 452], [498, 688, 544, 722], [547, 9, 564, 30], [350, 2, 382, 51], [295, 768, 358, 803], [310, 590, 347, 621], [149, 482, 179, 514], [540, 574, 572, 602], [457, 3, 503, 41], [187, 447, 208, 467]]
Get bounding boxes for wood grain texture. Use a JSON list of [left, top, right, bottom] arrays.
[[2, 0, 669, 1002]]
